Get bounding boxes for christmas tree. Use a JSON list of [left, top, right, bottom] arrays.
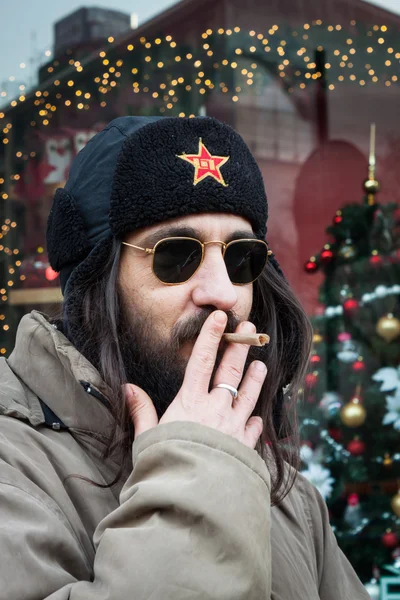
[[297, 125, 400, 591]]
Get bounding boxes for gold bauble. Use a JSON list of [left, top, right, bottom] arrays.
[[376, 313, 400, 343], [340, 400, 367, 428], [338, 240, 357, 260], [363, 178, 380, 194], [383, 453, 393, 468], [313, 333, 323, 344], [391, 491, 400, 518]]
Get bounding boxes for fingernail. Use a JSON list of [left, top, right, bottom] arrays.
[[125, 385, 135, 400], [214, 311, 227, 324], [240, 321, 256, 333], [254, 361, 267, 373]]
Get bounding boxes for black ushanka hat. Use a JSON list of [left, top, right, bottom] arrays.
[[47, 115, 283, 294]]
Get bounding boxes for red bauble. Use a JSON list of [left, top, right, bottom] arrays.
[[321, 249, 334, 264], [343, 298, 359, 313], [382, 531, 399, 549], [305, 260, 318, 273], [352, 360, 365, 372], [333, 215, 342, 224], [338, 332, 351, 342], [347, 439, 366, 456], [305, 373, 318, 388], [310, 355, 321, 364], [348, 493, 359, 507], [369, 254, 382, 266], [328, 427, 342, 442]]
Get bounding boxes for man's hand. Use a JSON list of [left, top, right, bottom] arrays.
[[125, 311, 267, 449]]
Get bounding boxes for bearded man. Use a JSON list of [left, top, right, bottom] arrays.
[[0, 116, 369, 599]]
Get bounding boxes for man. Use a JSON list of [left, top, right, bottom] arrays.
[[0, 116, 369, 599]]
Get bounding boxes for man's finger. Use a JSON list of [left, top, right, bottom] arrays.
[[124, 384, 159, 438], [213, 321, 255, 390], [182, 311, 227, 395], [233, 360, 267, 423], [243, 416, 264, 448]]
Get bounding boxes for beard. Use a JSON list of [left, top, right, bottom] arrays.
[[117, 305, 267, 420]]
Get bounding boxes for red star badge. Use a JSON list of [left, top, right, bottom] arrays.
[[178, 138, 229, 187]]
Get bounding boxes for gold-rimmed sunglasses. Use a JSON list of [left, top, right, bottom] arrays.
[[122, 236, 272, 286]]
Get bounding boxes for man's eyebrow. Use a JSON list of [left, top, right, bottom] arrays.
[[139, 226, 199, 247], [225, 230, 258, 243], [139, 226, 258, 247]]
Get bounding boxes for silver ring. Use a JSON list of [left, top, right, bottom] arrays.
[[214, 383, 238, 399]]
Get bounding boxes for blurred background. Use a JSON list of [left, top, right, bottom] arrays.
[[1, 1, 400, 596]]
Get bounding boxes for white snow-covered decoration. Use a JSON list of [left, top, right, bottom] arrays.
[[301, 463, 335, 499], [383, 387, 400, 431], [300, 443, 326, 465], [376, 285, 389, 298], [300, 444, 314, 464], [325, 306, 344, 317], [372, 366, 400, 392], [337, 340, 359, 363], [325, 284, 400, 319]]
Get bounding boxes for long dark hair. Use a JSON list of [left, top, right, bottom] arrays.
[[63, 238, 313, 506]]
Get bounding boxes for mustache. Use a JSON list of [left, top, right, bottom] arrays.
[[170, 308, 241, 351]]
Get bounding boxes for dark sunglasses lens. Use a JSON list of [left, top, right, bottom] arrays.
[[153, 239, 203, 283], [224, 241, 268, 284]]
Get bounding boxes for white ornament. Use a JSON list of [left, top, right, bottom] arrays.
[[300, 445, 314, 464], [319, 392, 343, 416], [382, 387, 400, 431], [325, 307, 336, 317], [301, 463, 335, 500], [300, 444, 325, 465], [338, 340, 359, 363], [373, 367, 400, 392]]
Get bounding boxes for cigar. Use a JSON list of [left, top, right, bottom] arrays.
[[222, 333, 270, 347]]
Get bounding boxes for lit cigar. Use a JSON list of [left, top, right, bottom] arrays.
[[222, 333, 270, 347]]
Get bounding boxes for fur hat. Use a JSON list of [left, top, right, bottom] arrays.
[[47, 115, 283, 294]]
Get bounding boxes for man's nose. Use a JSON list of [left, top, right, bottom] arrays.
[[190, 246, 238, 311]]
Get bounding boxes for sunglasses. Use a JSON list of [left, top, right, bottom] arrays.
[[122, 236, 271, 285]]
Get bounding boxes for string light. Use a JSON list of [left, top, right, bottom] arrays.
[[1, 22, 399, 352]]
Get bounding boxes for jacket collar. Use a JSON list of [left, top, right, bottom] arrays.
[[6, 311, 115, 439]]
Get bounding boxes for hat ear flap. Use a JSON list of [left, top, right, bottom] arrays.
[[47, 188, 90, 272]]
